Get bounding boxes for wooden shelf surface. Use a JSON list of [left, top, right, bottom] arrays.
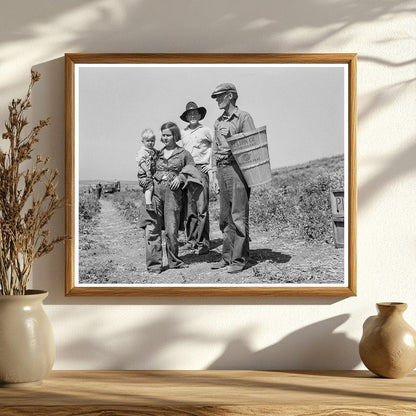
[[1, 370, 415, 415]]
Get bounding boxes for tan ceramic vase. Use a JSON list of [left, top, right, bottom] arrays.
[[359, 302, 416, 378], [0, 290, 55, 387]]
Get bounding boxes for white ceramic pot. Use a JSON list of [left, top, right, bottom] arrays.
[[0, 290, 55, 387]]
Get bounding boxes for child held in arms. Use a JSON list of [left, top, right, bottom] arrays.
[[136, 128, 158, 211]]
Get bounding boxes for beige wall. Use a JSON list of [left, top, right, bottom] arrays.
[[1, 0, 415, 369]]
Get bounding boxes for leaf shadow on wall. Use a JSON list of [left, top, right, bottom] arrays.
[[358, 138, 416, 210], [356, 55, 416, 211], [30, 56, 67, 301], [52, 308, 359, 370], [207, 314, 360, 370], [59, 0, 413, 53], [53, 309, 220, 369], [1, 0, 414, 97]]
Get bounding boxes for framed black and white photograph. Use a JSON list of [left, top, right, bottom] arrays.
[[65, 53, 356, 296]]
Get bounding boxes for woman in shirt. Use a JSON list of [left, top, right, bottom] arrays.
[[140, 122, 195, 274]]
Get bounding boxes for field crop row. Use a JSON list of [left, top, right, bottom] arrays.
[[80, 154, 344, 246]]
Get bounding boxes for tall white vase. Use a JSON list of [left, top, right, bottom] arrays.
[[0, 290, 55, 387]]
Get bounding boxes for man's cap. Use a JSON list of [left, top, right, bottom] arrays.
[[180, 101, 207, 122], [211, 83, 238, 98]]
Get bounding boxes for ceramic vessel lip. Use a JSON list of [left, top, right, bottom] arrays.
[[0, 290, 48, 303], [0, 290, 47, 295], [22, 289, 48, 296], [376, 302, 407, 314]]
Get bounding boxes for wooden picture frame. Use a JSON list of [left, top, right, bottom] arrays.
[[65, 53, 356, 296]]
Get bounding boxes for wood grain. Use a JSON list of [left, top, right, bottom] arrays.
[[65, 54, 75, 296], [3, 405, 416, 416], [64, 53, 357, 297], [65, 285, 356, 297], [1, 370, 415, 415], [348, 54, 358, 297], [65, 53, 358, 64]]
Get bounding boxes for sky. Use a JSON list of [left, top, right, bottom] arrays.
[[77, 64, 346, 182]]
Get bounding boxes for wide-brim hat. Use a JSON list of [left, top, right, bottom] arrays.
[[211, 82, 238, 98], [180, 101, 207, 122]]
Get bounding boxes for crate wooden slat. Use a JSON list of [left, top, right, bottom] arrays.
[[330, 189, 345, 248], [330, 189, 345, 218]]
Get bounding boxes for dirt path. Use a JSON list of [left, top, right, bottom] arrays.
[[79, 197, 344, 286], [79, 198, 147, 284]]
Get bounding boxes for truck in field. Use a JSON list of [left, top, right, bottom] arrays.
[[103, 181, 121, 193]]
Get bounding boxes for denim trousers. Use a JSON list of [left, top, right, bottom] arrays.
[[217, 163, 250, 266], [145, 181, 184, 271], [185, 166, 210, 249]]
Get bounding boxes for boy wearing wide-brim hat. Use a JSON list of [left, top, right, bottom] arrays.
[[180, 101, 213, 255], [210, 82, 255, 273]]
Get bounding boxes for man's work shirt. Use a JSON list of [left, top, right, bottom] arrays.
[[181, 124, 213, 165], [212, 107, 255, 169]]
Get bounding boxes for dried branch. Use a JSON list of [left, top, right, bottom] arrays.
[[0, 70, 66, 295]]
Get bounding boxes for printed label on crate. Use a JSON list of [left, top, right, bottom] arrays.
[[230, 135, 258, 151], [330, 190, 344, 216]]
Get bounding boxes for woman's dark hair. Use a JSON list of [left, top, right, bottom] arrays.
[[161, 121, 181, 142]]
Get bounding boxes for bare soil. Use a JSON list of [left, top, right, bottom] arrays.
[[79, 195, 344, 285]]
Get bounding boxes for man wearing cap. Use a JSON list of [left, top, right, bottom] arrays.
[[210, 83, 255, 273], [180, 101, 213, 255]]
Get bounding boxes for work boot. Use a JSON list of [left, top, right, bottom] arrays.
[[227, 264, 246, 274], [211, 259, 228, 270]]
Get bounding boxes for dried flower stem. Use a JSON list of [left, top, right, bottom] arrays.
[[0, 71, 65, 295]]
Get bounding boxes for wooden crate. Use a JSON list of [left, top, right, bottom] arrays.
[[330, 189, 344, 218], [330, 189, 344, 248], [226, 126, 272, 187]]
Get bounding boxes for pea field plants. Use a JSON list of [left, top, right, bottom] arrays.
[[78, 155, 344, 285]]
